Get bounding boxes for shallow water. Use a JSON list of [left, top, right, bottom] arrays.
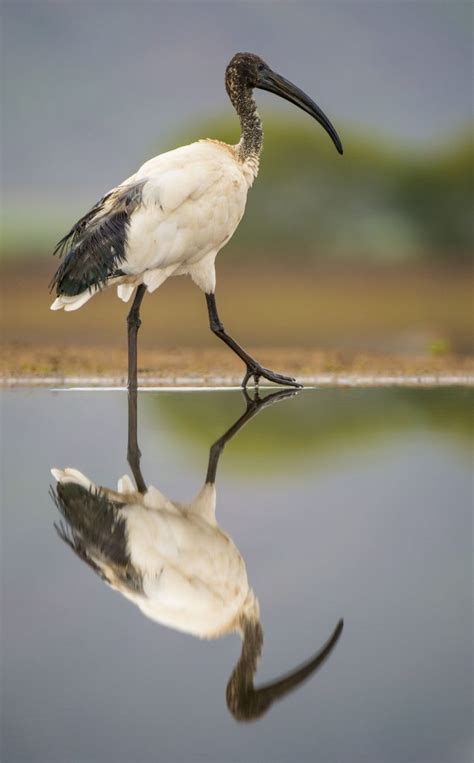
[[2, 387, 473, 763]]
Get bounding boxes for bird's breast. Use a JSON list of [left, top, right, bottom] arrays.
[[123, 506, 250, 638], [122, 145, 249, 276]]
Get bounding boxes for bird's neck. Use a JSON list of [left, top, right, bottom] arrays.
[[235, 88, 263, 177], [226, 616, 263, 715]]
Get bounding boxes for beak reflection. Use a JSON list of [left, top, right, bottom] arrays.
[[51, 388, 344, 722]]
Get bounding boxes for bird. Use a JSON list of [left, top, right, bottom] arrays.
[[50, 52, 343, 390], [51, 387, 344, 721]]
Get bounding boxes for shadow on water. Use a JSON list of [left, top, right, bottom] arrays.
[[50, 388, 343, 723]]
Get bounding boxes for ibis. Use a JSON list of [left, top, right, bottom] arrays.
[[51, 388, 344, 721], [50, 52, 343, 389]]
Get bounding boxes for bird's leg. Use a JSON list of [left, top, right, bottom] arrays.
[[205, 293, 302, 389], [205, 387, 298, 484], [127, 284, 147, 391], [126, 385, 147, 494]]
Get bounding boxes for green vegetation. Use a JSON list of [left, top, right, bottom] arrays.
[[2, 117, 472, 263], [144, 388, 473, 474], [167, 115, 472, 263], [1, 203, 77, 261]]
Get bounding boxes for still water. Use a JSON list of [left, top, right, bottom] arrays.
[[1, 387, 472, 763]]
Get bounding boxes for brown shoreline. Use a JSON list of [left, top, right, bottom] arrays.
[[2, 343, 473, 386]]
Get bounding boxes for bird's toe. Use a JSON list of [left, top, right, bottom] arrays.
[[244, 365, 303, 389]]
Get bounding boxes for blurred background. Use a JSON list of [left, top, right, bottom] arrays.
[[1, 0, 473, 371]]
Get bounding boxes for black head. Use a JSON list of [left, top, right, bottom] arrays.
[[225, 52, 268, 93], [226, 52, 343, 155]]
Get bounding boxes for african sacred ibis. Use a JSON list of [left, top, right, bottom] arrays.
[[51, 388, 343, 721], [50, 52, 343, 389]]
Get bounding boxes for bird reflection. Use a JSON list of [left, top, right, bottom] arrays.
[[51, 388, 343, 722]]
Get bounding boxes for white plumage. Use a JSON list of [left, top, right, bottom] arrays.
[[51, 466, 258, 639], [51, 388, 344, 720], [51, 141, 255, 312], [50, 52, 342, 388]]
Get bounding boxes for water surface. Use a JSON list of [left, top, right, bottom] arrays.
[[2, 388, 472, 763]]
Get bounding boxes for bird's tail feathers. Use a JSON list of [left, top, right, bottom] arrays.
[[50, 288, 99, 311], [51, 467, 94, 489], [117, 284, 136, 302]]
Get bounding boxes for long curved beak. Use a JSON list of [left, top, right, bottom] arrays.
[[254, 618, 344, 706], [258, 69, 343, 155], [227, 618, 344, 721]]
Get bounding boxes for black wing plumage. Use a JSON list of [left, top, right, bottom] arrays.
[[52, 482, 143, 593], [50, 181, 146, 296]]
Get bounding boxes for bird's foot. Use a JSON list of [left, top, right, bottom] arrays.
[[242, 363, 303, 389], [243, 386, 299, 412]]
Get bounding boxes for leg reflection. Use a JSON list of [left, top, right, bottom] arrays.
[[51, 386, 344, 723]]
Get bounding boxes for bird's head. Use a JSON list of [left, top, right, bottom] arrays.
[[226, 52, 343, 155], [226, 616, 344, 722]]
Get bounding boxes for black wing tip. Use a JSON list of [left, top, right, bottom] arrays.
[[49, 180, 146, 297], [53, 236, 68, 258]]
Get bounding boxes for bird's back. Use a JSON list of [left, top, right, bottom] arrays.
[[124, 502, 250, 638], [50, 140, 251, 310], [53, 470, 250, 639]]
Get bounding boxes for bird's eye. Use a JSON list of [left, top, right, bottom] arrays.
[[257, 63, 265, 72]]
